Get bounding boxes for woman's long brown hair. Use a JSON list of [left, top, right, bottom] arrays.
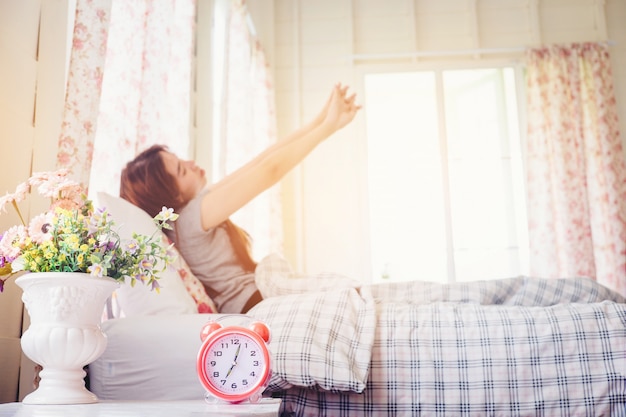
[[119, 145, 257, 273]]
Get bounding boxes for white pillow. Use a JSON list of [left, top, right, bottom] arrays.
[[90, 314, 219, 400], [96, 192, 198, 316]]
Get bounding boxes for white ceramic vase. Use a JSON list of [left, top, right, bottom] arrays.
[[15, 272, 119, 405]]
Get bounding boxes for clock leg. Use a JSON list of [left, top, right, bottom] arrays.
[[249, 391, 262, 403], [204, 391, 220, 403]]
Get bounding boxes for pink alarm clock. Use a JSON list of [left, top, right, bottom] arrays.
[[197, 319, 271, 404]]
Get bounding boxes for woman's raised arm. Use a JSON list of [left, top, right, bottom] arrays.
[[199, 83, 360, 230]]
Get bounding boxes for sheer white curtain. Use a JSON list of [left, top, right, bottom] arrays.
[[214, 0, 280, 260]]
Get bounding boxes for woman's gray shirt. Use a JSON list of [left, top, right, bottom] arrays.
[[166, 189, 257, 314]]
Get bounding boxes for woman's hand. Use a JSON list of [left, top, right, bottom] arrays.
[[321, 83, 361, 133]]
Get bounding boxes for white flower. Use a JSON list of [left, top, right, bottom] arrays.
[[157, 206, 179, 222], [98, 233, 113, 247], [88, 263, 105, 277], [10, 256, 25, 272]]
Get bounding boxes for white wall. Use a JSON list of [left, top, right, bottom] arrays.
[[261, 0, 626, 280]]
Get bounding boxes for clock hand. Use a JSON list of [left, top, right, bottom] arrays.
[[225, 344, 241, 379]]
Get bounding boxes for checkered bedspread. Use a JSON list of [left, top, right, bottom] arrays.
[[250, 255, 626, 417]]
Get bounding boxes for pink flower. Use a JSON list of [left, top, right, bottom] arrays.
[[0, 225, 27, 260], [14, 183, 30, 202], [0, 182, 30, 213], [28, 169, 82, 201], [0, 193, 13, 214], [37, 179, 82, 200], [49, 198, 81, 212], [28, 213, 54, 244], [28, 169, 69, 186]]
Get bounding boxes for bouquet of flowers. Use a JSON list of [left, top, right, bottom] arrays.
[[0, 169, 177, 292]]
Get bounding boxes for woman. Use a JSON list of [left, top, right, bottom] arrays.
[[119, 83, 361, 314]]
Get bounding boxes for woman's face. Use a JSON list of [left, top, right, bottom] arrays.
[[160, 151, 207, 203]]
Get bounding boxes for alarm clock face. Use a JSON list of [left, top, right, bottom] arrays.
[[197, 326, 271, 403]]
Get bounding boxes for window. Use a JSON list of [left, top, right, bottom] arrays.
[[364, 67, 528, 284]]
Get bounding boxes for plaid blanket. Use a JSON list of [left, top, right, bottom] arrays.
[[250, 255, 626, 417], [367, 275, 625, 305]]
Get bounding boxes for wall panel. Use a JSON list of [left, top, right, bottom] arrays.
[[0, 0, 73, 403], [605, 0, 626, 161], [301, 0, 349, 19], [0, 1, 41, 403], [0, 0, 40, 232], [301, 19, 351, 44]]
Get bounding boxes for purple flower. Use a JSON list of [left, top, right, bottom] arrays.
[[124, 239, 139, 255], [139, 258, 154, 270], [88, 208, 107, 235]]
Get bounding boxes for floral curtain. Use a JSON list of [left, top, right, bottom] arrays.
[[218, 0, 281, 259], [57, 0, 196, 196], [57, 0, 113, 186], [525, 42, 626, 295]]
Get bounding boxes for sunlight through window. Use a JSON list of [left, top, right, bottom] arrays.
[[365, 67, 528, 284]]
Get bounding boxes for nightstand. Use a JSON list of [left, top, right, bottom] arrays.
[[0, 399, 281, 416]]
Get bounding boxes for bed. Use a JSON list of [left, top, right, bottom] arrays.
[[89, 261, 626, 416], [89, 194, 626, 416]]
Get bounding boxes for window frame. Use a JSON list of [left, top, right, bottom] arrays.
[[356, 61, 529, 284]]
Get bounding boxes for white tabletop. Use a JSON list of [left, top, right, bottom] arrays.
[[0, 399, 282, 417]]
